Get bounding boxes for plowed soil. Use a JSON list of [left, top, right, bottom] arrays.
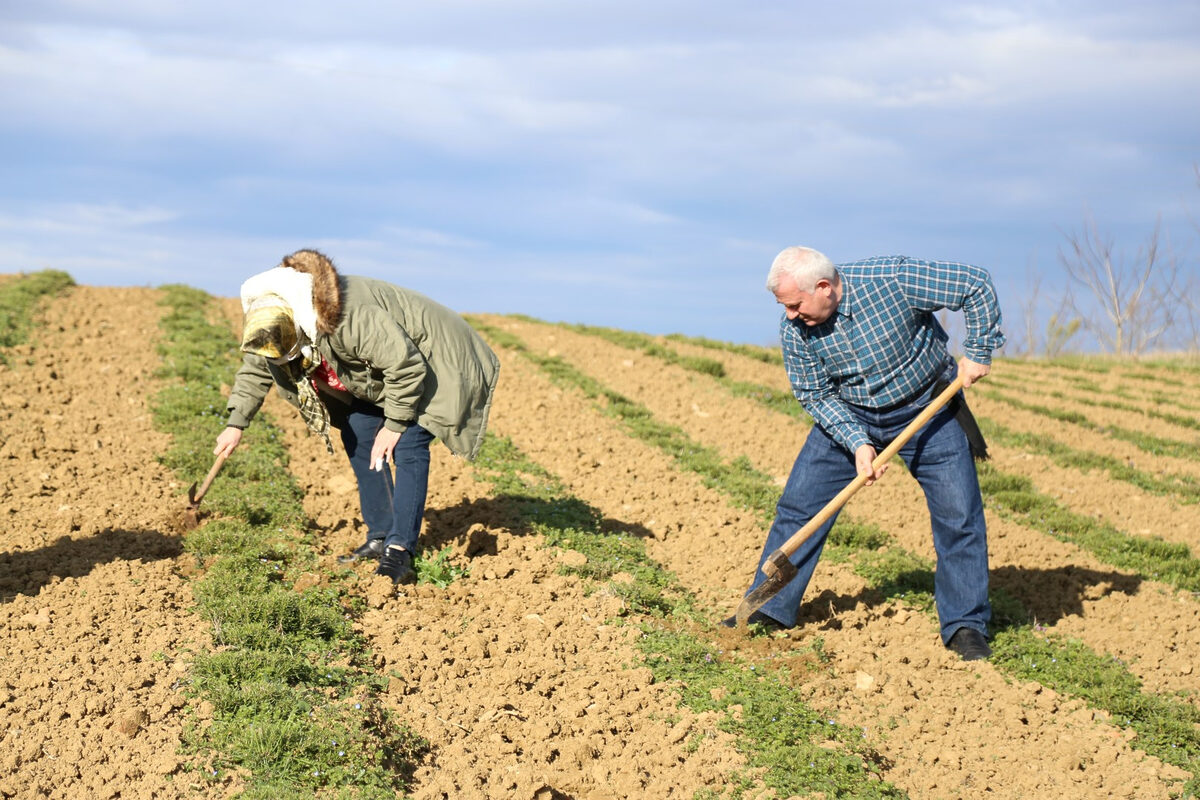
[[1, 287, 1197, 799], [0, 288, 231, 799]]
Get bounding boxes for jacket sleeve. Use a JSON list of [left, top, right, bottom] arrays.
[[339, 305, 427, 432], [226, 353, 275, 429]]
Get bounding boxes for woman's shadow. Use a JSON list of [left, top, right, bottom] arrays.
[[0, 528, 183, 603]]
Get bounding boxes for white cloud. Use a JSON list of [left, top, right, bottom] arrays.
[[1, 1, 1197, 344], [0, 203, 177, 234]]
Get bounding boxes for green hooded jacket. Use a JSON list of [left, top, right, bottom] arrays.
[[227, 272, 500, 460]]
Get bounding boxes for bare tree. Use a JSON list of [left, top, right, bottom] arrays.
[[1010, 256, 1080, 358], [1011, 259, 1042, 357], [1183, 166, 1200, 353], [1058, 214, 1180, 355], [1044, 311, 1081, 358]]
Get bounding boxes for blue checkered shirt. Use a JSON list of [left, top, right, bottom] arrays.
[[780, 255, 1006, 453]]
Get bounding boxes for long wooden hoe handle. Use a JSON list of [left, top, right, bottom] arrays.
[[775, 374, 966, 560], [732, 374, 967, 627]]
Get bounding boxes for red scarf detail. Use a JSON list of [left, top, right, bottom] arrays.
[[311, 358, 348, 392]]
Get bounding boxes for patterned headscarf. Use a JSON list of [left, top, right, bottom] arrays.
[[240, 294, 335, 454]]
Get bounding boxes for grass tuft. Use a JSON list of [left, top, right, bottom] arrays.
[[0, 270, 75, 362]]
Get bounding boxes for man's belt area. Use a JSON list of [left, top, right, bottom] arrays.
[[930, 377, 989, 461]]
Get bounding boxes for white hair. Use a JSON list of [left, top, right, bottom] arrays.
[[766, 246, 838, 293]]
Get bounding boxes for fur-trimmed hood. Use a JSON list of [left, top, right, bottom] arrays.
[[229, 259, 502, 459], [280, 249, 343, 335]]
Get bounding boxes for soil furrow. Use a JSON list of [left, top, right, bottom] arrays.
[[0, 287, 226, 799]]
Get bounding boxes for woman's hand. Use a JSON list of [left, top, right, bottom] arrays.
[[214, 426, 243, 458], [370, 427, 403, 471]]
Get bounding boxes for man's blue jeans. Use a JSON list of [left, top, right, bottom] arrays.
[[330, 400, 434, 553], [746, 382, 990, 644]]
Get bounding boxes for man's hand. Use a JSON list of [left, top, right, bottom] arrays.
[[371, 427, 403, 471], [957, 356, 990, 388], [214, 426, 243, 458], [855, 444, 888, 486]]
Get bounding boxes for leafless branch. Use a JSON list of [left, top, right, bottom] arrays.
[[1058, 214, 1178, 355]]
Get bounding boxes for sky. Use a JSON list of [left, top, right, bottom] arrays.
[[2, 1, 1198, 350]]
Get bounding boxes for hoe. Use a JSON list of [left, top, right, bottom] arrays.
[[731, 375, 966, 627], [183, 452, 229, 530]]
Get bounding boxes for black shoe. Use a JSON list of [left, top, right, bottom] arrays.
[[946, 628, 991, 661], [337, 538, 385, 564], [376, 546, 415, 585], [719, 611, 786, 631]]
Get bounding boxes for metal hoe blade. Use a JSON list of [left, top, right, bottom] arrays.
[[733, 550, 797, 627]]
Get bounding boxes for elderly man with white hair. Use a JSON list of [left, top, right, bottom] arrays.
[[726, 247, 1005, 662]]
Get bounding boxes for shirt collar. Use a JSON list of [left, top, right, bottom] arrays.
[[836, 275, 854, 320]]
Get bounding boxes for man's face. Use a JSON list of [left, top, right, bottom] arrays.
[[774, 274, 837, 326]]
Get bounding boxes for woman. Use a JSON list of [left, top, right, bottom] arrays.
[[215, 249, 500, 586]]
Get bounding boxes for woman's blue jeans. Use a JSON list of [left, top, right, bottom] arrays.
[[746, 382, 990, 644], [329, 400, 434, 553]]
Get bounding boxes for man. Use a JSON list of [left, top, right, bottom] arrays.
[[727, 246, 1004, 661], [214, 249, 500, 586]]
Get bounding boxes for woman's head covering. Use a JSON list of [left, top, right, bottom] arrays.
[[237, 263, 334, 454], [240, 265, 320, 343], [240, 294, 303, 362]]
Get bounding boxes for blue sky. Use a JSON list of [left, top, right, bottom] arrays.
[[2, 2, 1198, 349]]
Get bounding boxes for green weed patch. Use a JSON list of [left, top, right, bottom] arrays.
[[977, 464, 1200, 592], [978, 418, 1200, 505], [470, 433, 904, 797], [152, 284, 424, 797], [468, 316, 782, 522], [978, 386, 1200, 460], [662, 331, 784, 366], [542, 318, 729, 378], [0, 270, 75, 362], [509, 314, 810, 423], [987, 371, 1200, 432]]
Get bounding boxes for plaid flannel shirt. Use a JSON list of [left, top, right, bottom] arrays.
[[780, 255, 1005, 453]]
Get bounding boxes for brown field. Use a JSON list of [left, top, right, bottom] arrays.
[[1, 287, 1197, 799]]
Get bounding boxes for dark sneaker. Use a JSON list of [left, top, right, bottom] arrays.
[[376, 546, 415, 585], [719, 611, 787, 632], [946, 627, 991, 661], [337, 538, 385, 564]]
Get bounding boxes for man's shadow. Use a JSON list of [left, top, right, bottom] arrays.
[[422, 493, 655, 557], [793, 564, 1144, 632], [0, 528, 183, 603]]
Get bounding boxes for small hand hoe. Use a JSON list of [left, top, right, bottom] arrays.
[[183, 452, 229, 530], [731, 375, 966, 628]]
